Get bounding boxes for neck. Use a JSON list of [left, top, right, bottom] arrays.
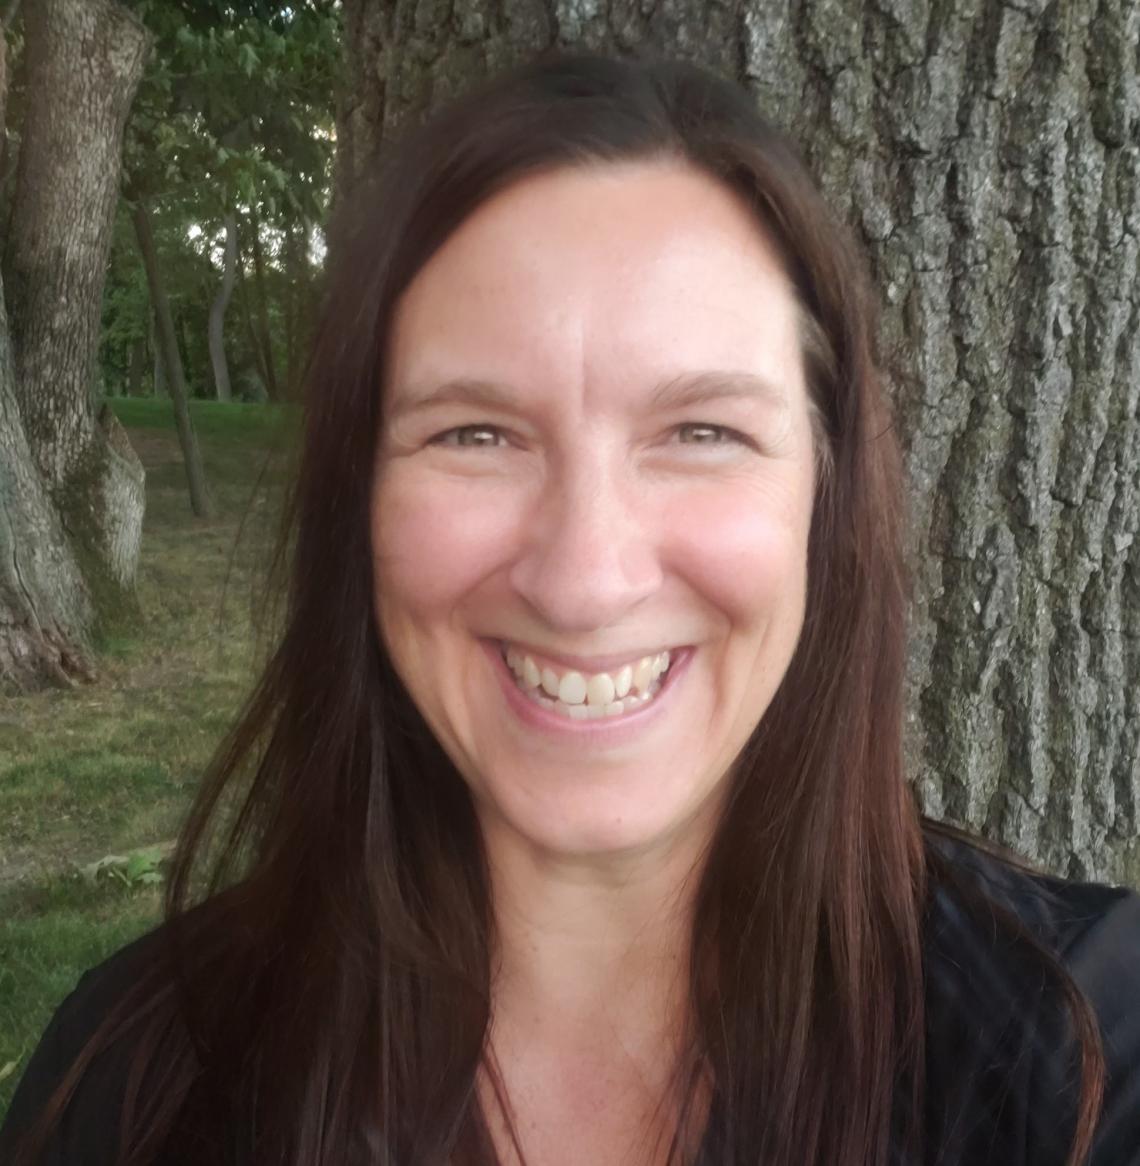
[[474, 820, 717, 1166], [479, 814, 713, 1056]]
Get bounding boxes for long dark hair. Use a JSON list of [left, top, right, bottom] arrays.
[[12, 50, 1104, 1166]]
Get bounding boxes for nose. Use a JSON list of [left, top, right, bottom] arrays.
[[508, 455, 663, 633]]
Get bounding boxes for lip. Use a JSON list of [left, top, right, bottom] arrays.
[[481, 638, 693, 740]]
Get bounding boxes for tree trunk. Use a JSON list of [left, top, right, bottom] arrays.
[[149, 310, 166, 397], [3, 0, 149, 617], [126, 336, 145, 397], [247, 205, 281, 403], [0, 6, 14, 198], [0, 290, 95, 690], [282, 216, 312, 401], [0, 6, 94, 691], [208, 210, 237, 402], [235, 233, 270, 401], [179, 315, 194, 388], [338, 0, 1140, 884], [283, 218, 297, 400], [132, 199, 212, 519]]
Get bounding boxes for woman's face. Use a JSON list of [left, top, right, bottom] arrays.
[[372, 159, 818, 865]]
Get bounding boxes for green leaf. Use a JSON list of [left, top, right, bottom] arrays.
[[125, 853, 155, 880]]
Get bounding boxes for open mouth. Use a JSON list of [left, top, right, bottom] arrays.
[[498, 643, 677, 721]]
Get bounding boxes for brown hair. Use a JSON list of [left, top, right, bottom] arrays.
[[11, 49, 1103, 1166]]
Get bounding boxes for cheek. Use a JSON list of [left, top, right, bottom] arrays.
[[371, 471, 524, 615], [664, 479, 810, 626]]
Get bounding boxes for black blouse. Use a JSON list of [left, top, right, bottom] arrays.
[[2, 832, 1138, 1164]]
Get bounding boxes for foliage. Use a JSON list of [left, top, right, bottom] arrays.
[[99, 0, 340, 404], [123, 0, 338, 217], [82, 843, 171, 888]]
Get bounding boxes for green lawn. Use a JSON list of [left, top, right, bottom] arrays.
[[0, 399, 290, 1116]]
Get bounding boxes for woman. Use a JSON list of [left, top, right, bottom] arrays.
[[2, 50, 1138, 1166]]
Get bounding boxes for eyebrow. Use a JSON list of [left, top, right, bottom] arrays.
[[386, 369, 790, 420]]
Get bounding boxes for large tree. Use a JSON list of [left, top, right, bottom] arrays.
[[0, 0, 150, 689], [0, 13, 94, 689], [4, 0, 150, 612], [335, 0, 1140, 884]]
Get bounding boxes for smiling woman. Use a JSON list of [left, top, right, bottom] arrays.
[[373, 161, 817, 871], [2, 49, 1139, 1166]]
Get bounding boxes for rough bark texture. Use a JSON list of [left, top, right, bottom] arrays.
[[0, 302, 95, 690], [4, 0, 149, 609], [0, 13, 94, 691], [208, 211, 238, 402], [132, 200, 212, 519], [336, 0, 1140, 884]]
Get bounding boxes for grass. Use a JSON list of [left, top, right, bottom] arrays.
[[0, 398, 291, 1118]]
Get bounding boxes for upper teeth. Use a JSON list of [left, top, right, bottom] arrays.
[[503, 647, 672, 706]]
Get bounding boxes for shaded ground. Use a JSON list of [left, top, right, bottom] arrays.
[[0, 399, 293, 1113]]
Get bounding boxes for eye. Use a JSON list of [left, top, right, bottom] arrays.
[[674, 422, 750, 447], [428, 424, 508, 448]]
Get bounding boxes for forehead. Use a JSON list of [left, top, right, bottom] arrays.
[[384, 160, 806, 410]]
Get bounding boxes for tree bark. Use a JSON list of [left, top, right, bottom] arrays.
[[0, 2, 10, 188], [0, 270, 95, 691], [4, 0, 149, 615], [208, 210, 237, 402], [132, 199, 212, 519], [338, 0, 1140, 884], [0, 7, 94, 691]]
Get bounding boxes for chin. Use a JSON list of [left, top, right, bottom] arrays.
[[478, 774, 715, 864]]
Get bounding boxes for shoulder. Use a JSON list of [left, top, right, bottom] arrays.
[[920, 826, 1140, 1166]]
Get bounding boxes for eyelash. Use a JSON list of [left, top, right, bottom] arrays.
[[428, 423, 751, 449]]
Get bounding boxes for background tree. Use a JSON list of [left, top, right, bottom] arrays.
[[334, 1, 1140, 884], [208, 209, 238, 402], [0, 0, 336, 688], [0, 8, 91, 690], [3, 0, 150, 614], [0, 0, 149, 690]]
